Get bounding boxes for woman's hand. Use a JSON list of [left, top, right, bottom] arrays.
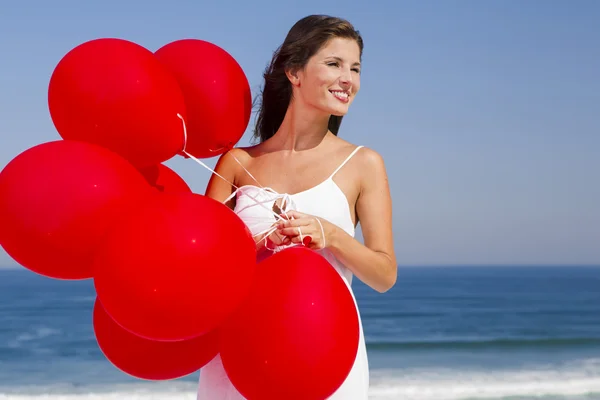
[[252, 222, 291, 250], [265, 225, 291, 248], [276, 210, 336, 250]]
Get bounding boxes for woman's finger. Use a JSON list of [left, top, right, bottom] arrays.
[[278, 217, 311, 229], [289, 235, 305, 244], [289, 234, 320, 247], [282, 210, 307, 220], [278, 225, 314, 237], [266, 231, 286, 246]]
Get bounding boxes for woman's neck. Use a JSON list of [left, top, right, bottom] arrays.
[[270, 100, 331, 152]]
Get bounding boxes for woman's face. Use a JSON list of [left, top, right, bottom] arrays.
[[292, 37, 361, 117]]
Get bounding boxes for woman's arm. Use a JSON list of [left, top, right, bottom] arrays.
[[204, 150, 239, 207], [278, 148, 397, 293], [330, 148, 397, 292]]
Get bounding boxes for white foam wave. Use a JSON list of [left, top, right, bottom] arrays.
[[0, 359, 599, 400], [369, 357, 600, 399], [0, 382, 197, 400], [16, 327, 61, 341], [0, 392, 196, 400], [8, 327, 62, 349]]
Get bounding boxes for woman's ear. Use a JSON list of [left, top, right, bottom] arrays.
[[285, 67, 301, 87]]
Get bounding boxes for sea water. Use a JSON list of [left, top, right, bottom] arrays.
[[1, 266, 599, 399]]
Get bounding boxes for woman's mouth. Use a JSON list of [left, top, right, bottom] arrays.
[[330, 90, 349, 103]]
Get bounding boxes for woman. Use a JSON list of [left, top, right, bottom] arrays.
[[197, 14, 397, 400]]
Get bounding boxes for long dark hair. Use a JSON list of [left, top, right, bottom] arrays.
[[253, 15, 364, 143]]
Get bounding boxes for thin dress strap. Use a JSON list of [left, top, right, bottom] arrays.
[[328, 145, 364, 179]]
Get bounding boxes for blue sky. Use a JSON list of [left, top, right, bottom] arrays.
[[0, 0, 598, 267]]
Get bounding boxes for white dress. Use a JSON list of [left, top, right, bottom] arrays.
[[197, 146, 369, 400]]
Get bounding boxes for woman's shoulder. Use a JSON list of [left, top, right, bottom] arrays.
[[332, 137, 384, 168], [355, 145, 385, 168], [210, 146, 254, 187], [351, 145, 388, 190], [218, 144, 258, 167], [326, 138, 387, 193], [223, 143, 266, 161], [221, 137, 386, 171]]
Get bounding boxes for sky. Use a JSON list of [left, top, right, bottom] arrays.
[[0, 0, 598, 267]]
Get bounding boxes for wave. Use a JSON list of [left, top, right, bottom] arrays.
[[0, 382, 199, 400], [7, 327, 62, 349], [368, 359, 600, 400], [1, 359, 600, 400], [368, 336, 600, 350]]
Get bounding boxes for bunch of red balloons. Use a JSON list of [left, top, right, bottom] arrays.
[[0, 37, 360, 399], [0, 36, 255, 379]]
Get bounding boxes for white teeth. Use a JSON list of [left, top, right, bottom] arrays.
[[330, 90, 349, 100]]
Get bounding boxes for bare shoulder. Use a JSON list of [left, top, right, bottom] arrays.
[[222, 145, 254, 164], [326, 136, 386, 181], [357, 146, 386, 172], [225, 142, 270, 163], [354, 146, 389, 192], [331, 137, 386, 176], [329, 136, 364, 159], [205, 145, 258, 203], [216, 145, 257, 179]]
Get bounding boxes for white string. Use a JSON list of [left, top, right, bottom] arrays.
[[229, 153, 263, 188], [226, 151, 298, 237], [315, 218, 326, 248], [176, 114, 304, 250], [229, 154, 302, 246]]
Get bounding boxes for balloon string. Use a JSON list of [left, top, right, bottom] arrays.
[[176, 114, 281, 221], [175, 114, 304, 247], [178, 113, 232, 155]]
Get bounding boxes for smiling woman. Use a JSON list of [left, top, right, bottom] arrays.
[[252, 15, 364, 142], [197, 14, 396, 400]]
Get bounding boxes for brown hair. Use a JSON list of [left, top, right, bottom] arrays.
[[253, 15, 364, 143]]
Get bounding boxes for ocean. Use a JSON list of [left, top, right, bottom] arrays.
[[0, 265, 599, 400]]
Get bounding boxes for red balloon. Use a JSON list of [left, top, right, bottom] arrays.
[[0, 140, 151, 280], [138, 163, 191, 193], [154, 39, 252, 159], [48, 38, 187, 168], [93, 192, 256, 341], [220, 247, 359, 400], [93, 298, 219, 380]]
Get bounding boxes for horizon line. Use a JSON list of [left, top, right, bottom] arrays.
[[1, 263, 599, 270]]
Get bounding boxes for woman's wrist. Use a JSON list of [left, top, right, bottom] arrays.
[[325, 223, 343, 251]]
